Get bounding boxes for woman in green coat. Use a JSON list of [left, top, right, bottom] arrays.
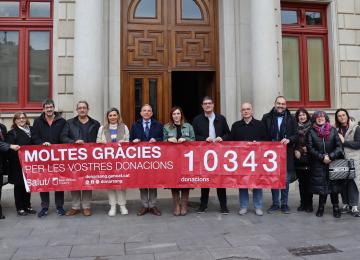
[[163, 106, 195, 216]]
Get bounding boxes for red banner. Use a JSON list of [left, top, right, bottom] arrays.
[[18, 141, 286, 192]]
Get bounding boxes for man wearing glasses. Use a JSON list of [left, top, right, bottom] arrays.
[[192, 96, 231, 214], [33, 99, 67, 217], [61, 101, 100, 217]]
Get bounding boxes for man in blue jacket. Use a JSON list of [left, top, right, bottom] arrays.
[[130, 104, 163, 216]]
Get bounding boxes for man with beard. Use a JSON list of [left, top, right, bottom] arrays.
[[262, 96, 297, 214], [33, 99, 67, 217]]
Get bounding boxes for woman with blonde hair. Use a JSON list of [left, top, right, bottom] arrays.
[[97, 107, 129, 216]]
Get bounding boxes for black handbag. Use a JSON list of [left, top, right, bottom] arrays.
[[322, 138, 356, 180], [329, 159, 356, 180]]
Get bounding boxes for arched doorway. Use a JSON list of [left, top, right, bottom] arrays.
[[121, 0, 219, 125]]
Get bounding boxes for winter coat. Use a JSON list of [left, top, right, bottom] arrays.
[[0, 123, 10, 176], [262, 108, 298, 175], [129, 118, 163, 142], [340, 120, 360, 189], [60, 116, 100, 144], [307, 127, 343, 194], [32, 112, 66, 145], [5, 127, 34, 185], [294, 122, 312, 171], [192, 113, 230, 141], [163, 123, 195, 141]]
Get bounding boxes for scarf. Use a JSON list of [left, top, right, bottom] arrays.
[[18, 125, 31, 138], [313, 122, 331, 140], [297, 121, 311, 146]]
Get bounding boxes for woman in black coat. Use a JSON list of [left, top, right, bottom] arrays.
[[294, 108, 313, 213], [0, 122, 20, 219], [6, 112, 37, 216], [308, 111, 343, 218]]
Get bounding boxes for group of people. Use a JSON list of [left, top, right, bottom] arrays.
[[0, 95, 359, 220]]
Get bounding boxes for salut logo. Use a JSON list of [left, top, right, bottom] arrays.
[[52, 177, 59, 185], [27, 178, 50, 187]]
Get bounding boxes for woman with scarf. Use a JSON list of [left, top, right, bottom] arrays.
[[308, 111, 343, 218], [335, 108, 360, 217], [96, 107, 129, 216], [294, 108, 313, 213], [6, 112, 37, 216]]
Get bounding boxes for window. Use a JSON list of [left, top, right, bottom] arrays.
[[0, 0, 52, 111], [281, 3, 329, 108], [182, 0, 202, 20], [134, 0, 156, 18]]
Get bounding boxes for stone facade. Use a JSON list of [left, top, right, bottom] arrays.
[[338, 0, 360, 119], [1, 0, 360, 127]]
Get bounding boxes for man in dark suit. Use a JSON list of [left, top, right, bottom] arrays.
[[192, 96, 231, 214], [130, 104, 163, 216], [262, 96, 297, 214]]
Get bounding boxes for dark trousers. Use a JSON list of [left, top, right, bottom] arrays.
[[341, 179, 359, 207], [319, 193, 339, 207], [40, 191, 64, 209], [200, 188, 227, 209], [0, 176, 2, 216], [14, 185, 31, 211], [297, 169, 313, 208]]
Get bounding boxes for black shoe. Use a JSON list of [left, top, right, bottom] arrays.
[[25, 207, 37, 214], [281, 205, 290, 214], [267, 204, 280, 214], [37, 208, 48, 218], [197, 205, 207, 214], [333, 205, 341, 218], [17, 210, 28, 216], [220, 207, 229, 215], [0, 205, 4, 219], [305, 206, 313, 213], [297, 205, 305, 212], [316, 206, 324, 217]]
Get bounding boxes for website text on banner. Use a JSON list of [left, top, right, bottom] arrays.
[[18, 142, 286, 192]]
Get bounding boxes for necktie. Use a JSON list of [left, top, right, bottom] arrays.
[[144, 121, 150, 139]]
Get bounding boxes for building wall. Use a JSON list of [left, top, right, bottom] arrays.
[[338, 0, 360, 119], [2, 0, 360, 128], [54, 0, 75, 119]]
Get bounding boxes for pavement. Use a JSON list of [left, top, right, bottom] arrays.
[[1, 186, 360, 260]]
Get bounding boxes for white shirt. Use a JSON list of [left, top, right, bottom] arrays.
[[206, 112, 216, 139], [277, 116, 283, 130]]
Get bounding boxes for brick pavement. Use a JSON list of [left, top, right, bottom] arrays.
[[1, 188, 360, 260]]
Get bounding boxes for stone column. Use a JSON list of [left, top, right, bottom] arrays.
[[73, 0, 104, 122], [251, 0, 280, 119], [218, 0, 239, 125]]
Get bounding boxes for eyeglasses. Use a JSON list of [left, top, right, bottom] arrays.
[[202, 102, 213, 105]]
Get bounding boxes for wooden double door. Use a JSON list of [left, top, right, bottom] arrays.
[[121, 0, 219, 126]]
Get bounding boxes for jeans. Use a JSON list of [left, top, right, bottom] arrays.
[[341, 179, 359, 207], [239, 189, 263, 209], [271, 171, 291, 206], [40, 191, 64, 209]]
